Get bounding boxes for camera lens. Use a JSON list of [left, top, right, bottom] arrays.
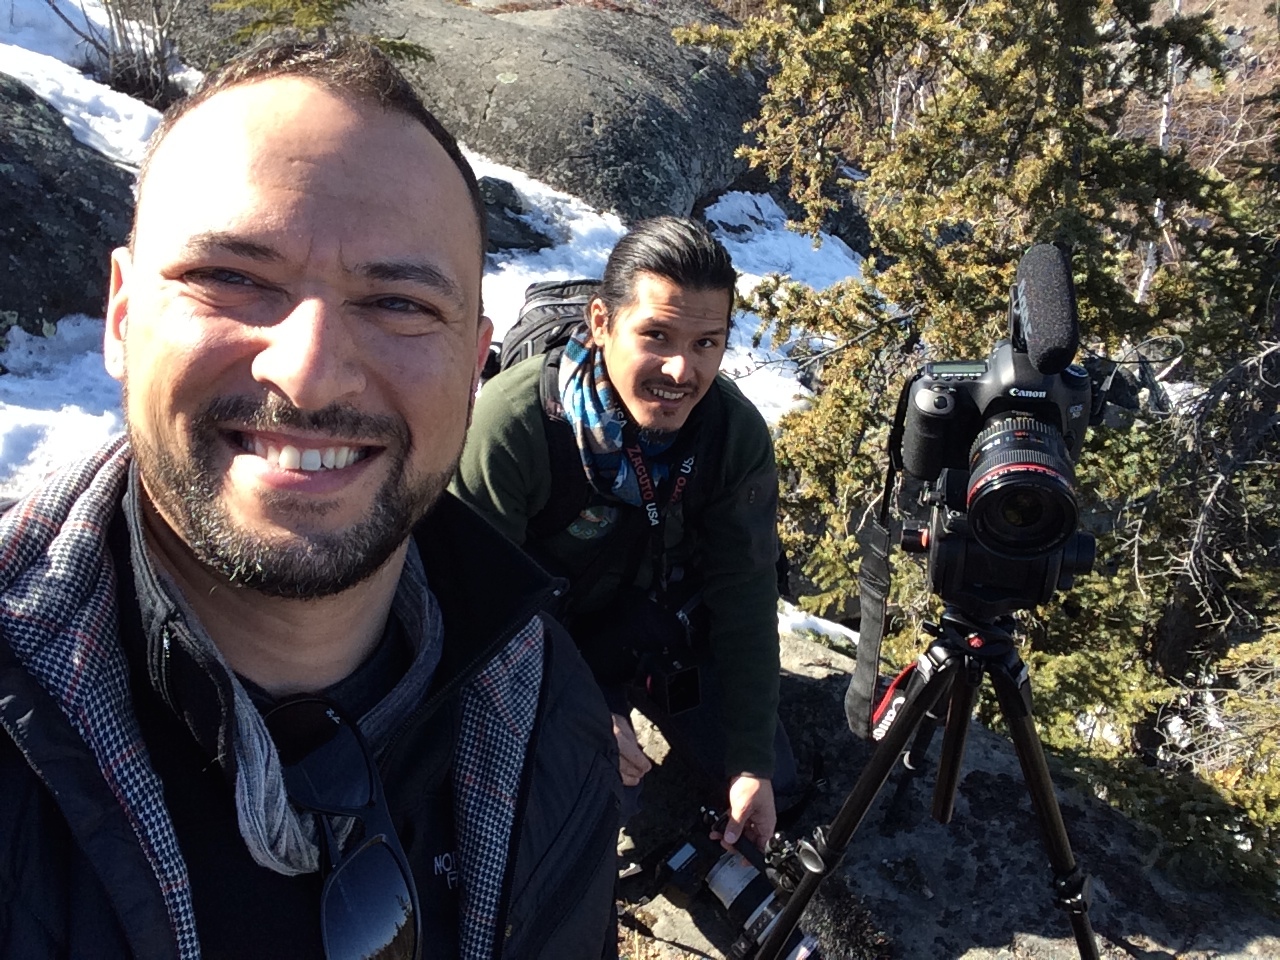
[[966, 416, 1078, 558]]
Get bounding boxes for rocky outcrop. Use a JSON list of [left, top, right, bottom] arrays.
[[348, 0, 761, 222], [0, 73, 134, 337], [481, 176, 556, 253]]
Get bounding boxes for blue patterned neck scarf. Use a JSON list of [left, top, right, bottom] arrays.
[[558, 328, 676, 505]]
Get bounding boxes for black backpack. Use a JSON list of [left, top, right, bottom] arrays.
[[489, 279, 600, 380]]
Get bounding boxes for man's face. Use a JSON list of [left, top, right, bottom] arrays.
[[588, 272, 730, 433], [105, 77, 491, 598]]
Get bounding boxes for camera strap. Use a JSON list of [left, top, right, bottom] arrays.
[[844, 472, 896, 739], [844, 382, 912, 739], [621, 422, 698, 602]]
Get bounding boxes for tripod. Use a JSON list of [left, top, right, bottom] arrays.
[[757, 606, 1100, 960]]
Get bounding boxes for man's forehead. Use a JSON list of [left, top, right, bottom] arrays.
[[631, 277, 731, 310], [144, 77, 406, 178], [132, 76, 482, 281]]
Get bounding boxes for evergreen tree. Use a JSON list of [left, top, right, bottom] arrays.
[[682, 0, 1279, 892]]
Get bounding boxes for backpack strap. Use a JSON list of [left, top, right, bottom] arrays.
[[527, 348, 593, 540]]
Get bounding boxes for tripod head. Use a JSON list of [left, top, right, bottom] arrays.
[[929, 606, 1016, 650]]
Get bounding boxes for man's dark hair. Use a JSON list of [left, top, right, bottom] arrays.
[[133, 37, 487, 255], [596, 216, 736, 329]]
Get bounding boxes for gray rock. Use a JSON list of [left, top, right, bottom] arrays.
[[348, 0, 762, 222], [621, 632, 1280, 959], [0, 73, 134, 336], [479, 176, 556, 252], [166, 0, 258, 73]]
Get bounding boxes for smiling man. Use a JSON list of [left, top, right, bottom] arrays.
[[452, 217, 796, 855], [0, 39, 619, 960]]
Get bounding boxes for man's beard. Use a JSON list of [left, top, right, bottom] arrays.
[[129, 393, 456, 600]]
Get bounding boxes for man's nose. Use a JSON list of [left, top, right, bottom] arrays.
[[662, 352, 691, 383], [250, 297, 365, 409]]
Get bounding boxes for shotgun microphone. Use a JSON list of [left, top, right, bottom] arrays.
[[1010, 244, 1080, 375]]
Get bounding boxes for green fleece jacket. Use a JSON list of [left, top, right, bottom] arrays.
[[451, 355, 782, 778]]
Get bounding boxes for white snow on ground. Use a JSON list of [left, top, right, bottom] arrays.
[[1, 0, 161, 166], [1, 0, 114, 63], [0, 317, 123, 496], [778, 602, 860, 650], [0, 42, 160, 165], [703, 191, 862, 294]]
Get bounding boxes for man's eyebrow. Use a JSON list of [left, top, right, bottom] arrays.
[[358, 261, 463, 304], [179, 232, 284, 263]]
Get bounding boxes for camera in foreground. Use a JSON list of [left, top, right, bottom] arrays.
[[626, 809, 822, 960]]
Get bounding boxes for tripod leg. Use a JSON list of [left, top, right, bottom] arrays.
[[988, 660, 1101, 960], [754, 645, 961, 960], [931, 659, 981, 824], [883, 695, 950, 831]]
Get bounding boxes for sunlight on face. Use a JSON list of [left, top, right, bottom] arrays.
[[589, 273, 730, 433], [106, 77, 491, 596]]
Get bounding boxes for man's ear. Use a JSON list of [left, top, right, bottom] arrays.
[[104, 247, 131, 382], [587, 297, 610, 347], [473, 315, 494, 391]]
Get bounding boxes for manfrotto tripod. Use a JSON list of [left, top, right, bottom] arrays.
[[756, 606, 1100, 960]]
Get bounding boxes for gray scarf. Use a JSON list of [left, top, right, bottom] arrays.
[[123, 470, 443, 875]]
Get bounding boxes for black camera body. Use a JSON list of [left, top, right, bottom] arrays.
[[640, 650, 701, 715], [575, 587, 705, 714], [899, 344, 1091, 483], [652, 811, 821, 960], [891, 244, 1096, 615]]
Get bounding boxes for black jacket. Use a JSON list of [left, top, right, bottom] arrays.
[[0, 482, 620, 960]]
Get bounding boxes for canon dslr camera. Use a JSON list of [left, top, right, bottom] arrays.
[[894, 244, 1095, 616]]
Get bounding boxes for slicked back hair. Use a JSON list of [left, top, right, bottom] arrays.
[[595, 216, 737, 330], [132, 37, 487, 257]]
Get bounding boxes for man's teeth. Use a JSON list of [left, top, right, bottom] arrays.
[[242, 436, 366, 471], [650, 387, 685, 401]]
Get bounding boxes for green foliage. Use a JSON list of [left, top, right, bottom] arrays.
[[1061, 751, 1278, 901], [212, 0, 343, 41], [684, 0, 1280, 893]]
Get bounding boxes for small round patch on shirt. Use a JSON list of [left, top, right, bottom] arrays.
[[567, 505, 619, 539]]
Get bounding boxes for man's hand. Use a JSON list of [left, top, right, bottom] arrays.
[[713, 775, 776, 850], [612, 712, 653, 787]]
